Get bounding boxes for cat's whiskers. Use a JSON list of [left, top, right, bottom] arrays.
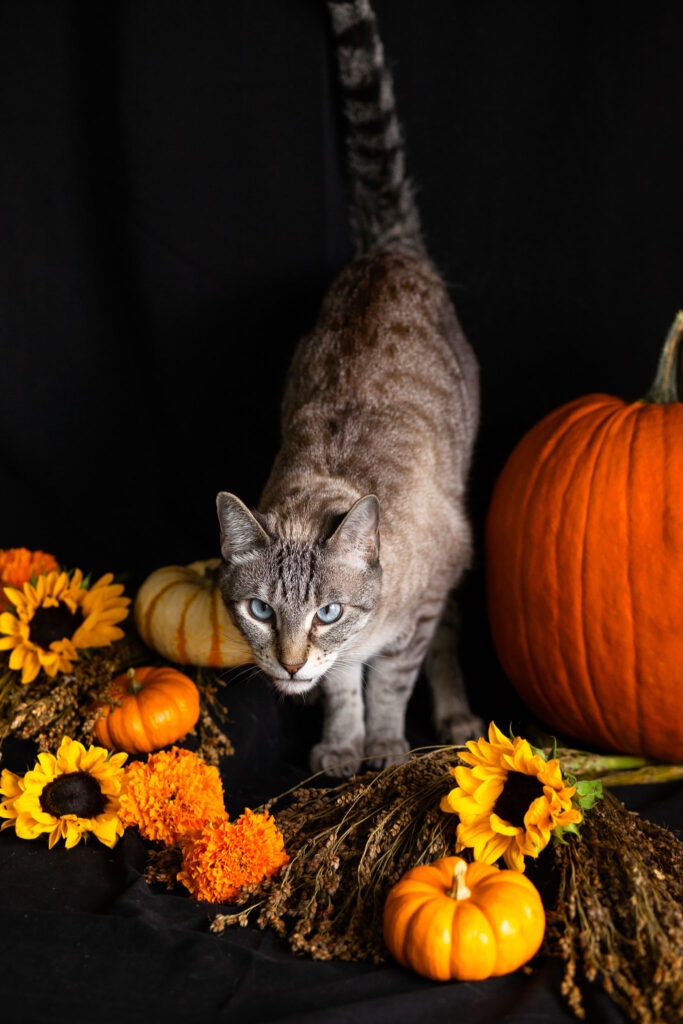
[[222, 664, 264, 687]]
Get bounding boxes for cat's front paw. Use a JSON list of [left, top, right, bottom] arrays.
[[437, 712, 486, 747], [364, 736, 410, 771], [310, 739, 364, 778]]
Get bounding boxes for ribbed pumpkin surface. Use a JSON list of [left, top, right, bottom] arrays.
[[94, 666, 200, 754], [486, 393, 683, 762], [134, 559, 253, 668], [383, 858, 545, 981]]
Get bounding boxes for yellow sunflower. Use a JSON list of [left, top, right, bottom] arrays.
[[0, 569, 130, 683], [441, 721, 583, 871], [0, 736, 127, 849]]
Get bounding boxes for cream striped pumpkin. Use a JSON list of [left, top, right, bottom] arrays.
[[134, 558, 253, 667]]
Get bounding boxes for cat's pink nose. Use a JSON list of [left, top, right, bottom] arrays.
[[282, 662, 305, 676]]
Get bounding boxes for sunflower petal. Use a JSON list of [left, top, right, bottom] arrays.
[[106, 752, 128, 770], [79, 746, 108, 773], [8, 646, 26, 671], [490, 812, 523, 836], [63, 824, 84, 849], [0, 612, 22, 634], [488, 721, 512, 749], [36, 752, 58, 780], [0, 769, 23, 799], [473, 775, 505, 808], [457, 817, 497, 847], [502, 842, 527, 872], [440, 788, 484, 816], [453, 765, 479, 792], [475, 831, 512, 864], [15, 812, 49, 839], [93, 814, 123, 848]]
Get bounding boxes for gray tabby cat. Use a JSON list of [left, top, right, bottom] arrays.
[[216, 0, 484, 775]]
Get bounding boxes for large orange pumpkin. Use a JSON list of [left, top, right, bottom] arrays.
[[486, 312, 683, 762], [383, 857, 545, 981], [134, 559, 253, 668], [94, 666, 200, 754]]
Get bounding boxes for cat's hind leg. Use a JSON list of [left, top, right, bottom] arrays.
[[310, 661, 365, 777], [425, 591, 484, 745]]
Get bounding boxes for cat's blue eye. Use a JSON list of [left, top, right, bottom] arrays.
[[249, 599, 274, 621], [316, 603, 343, 624]]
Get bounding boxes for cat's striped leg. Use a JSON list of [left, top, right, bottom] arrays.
[[425, 591, 484, 745], [363, 636, 429, 769], [310, 661, 365, 777]]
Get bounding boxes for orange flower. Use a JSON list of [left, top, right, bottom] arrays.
[[0, 548, 59, 608], [119, 747, 226, 844], [178, 808, 289, 903]]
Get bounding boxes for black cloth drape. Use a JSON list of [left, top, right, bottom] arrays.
[[1, 3, 682, 1022], [2, 676, 682, 1024]]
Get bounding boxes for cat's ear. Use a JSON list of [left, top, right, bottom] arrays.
[[326, 494, 380, 567], [216, 492, 270, 562]]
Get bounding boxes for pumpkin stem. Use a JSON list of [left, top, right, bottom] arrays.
[[127, 667, 144, 694], [643, 310, 683, 404], [447, 860, 471, 901]]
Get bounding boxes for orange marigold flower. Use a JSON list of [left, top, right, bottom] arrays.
[[178, 808, 289, 903], [119, 747, 226, 845], [0, 548, 59, 608]]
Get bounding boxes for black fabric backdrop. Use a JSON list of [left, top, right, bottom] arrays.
[[1, 2, 682, 1022]]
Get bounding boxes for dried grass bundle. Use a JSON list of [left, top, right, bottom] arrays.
[[0, 640, 233, 764], [212, 747, 460, 961], [547, 792, 683, 1024], [211, 747, 458, 959], [0, 635, 146, 750], [209, 747, 683, 1024]]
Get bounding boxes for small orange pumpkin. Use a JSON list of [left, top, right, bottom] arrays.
[[94, 666, 200, 754], [383, 856, 545, 981]]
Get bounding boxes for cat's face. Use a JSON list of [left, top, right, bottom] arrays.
[[216, 493, 382, 694]]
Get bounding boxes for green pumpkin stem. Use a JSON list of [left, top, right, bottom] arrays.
[[127, 667, 144, 694], [447, 860, 471, 901], [643, 310, 683, 404]]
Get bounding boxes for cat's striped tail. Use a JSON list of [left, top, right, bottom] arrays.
[[326, 0, 424, 256]]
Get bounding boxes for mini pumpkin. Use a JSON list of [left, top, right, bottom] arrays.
[[383, 856, 545, 981], [134, 558, 253, 668], [94, 666, 201, 754]]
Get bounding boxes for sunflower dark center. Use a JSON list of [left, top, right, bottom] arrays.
[[29, 604, 84, 648], [39, 772, 106, 818], [494, 772, 545, 828]]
